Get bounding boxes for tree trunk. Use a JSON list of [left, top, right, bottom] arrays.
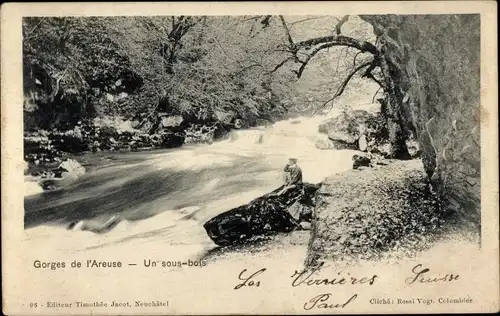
[[386, 116, 410, 159], [378, 54, 410, 159]]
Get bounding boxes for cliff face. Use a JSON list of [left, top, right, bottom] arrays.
[[361, 15, 481, 223]]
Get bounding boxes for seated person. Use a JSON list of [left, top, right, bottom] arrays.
[[271, 158, 303, 196]]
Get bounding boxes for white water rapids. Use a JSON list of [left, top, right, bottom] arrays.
[[23, 102, 379, 259]]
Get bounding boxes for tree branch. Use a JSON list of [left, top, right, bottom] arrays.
[[312, 61, 372, 115], [260, 15, 272, 28], [293, 39, 374, 79], [279, 16, 295, 46], [353, 51, 363, 66], [295, 42, 340, 78], [372, 86, 383, 103], [295, 35, 378, 55], [361, 58, 385, 88], [233, 63, 264, 76], [364, 72, 384, 88], [334, 15, 349, 35], [289, 16, 329, 26], [213, 36, 236, 63], [270, 56, 295, 73]]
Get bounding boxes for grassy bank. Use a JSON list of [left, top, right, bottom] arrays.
[[306, 159, 479, 266]]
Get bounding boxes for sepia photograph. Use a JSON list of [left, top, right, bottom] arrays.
[[23, 13, 481, 262], [2, 2, 498, 315]]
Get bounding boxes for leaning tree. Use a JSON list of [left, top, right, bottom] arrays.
[[266, 15, 412, 159]]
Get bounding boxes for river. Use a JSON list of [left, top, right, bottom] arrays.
[[23, 102, 378, 259]]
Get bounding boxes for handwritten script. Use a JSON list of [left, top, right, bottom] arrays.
[[405, 264, 460, 285], [303, 293, 358, 310], [291, 262, 378, 287], [232, 263, 461, 310], [234, 268, 266, 290]]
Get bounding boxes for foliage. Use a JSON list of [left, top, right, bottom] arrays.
[[23, 16, 300, 134]]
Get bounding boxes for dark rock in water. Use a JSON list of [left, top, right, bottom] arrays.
[[49, 133, 87, 153], [160, 132, 185, 148], [213, 123, 229, 140], [331, 140, 359, 150], [232, 119, 246, 129], [352, 154, 371, 169], [204, 183, 320, 246], [52, 166, 69, 178], [39, 179, 58, 191]]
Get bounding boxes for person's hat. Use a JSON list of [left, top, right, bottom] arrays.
[[288, 157, 298, 162]]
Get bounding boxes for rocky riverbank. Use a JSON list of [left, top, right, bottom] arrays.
[[307, 159, 479, 266], [24, 157, 86, 196], [23, 114, 279, 195], [203, 158, 479, 266], [315, 107, 421, 158]]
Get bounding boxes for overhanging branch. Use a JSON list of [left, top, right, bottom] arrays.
[[295, 42, 339, 78], [272, 14, 379, 77], [295, 35, 378, 55], [295, 40, 376, 79], [312, 61, 373, 115]]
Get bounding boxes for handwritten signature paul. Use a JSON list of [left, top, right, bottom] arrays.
[[303, 293, 358, 310]]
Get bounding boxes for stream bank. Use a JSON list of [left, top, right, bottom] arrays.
[[23, 102, 478, 265], [202, 158, 479, 266]]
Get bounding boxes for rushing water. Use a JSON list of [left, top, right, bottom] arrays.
[[23, 105, 378, 257]]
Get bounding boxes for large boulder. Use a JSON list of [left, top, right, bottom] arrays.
[[212, 122, 230, 140], [24, 133, 63, 165], [160, 114, 184, 128], [59, 158, 85, 177], [204, 183, 320, 246], [28, 158, 86, 193], [184, 124, 216, 144], [315, 138, 336, 150], [352, 154, 371, 169], [318, 110, 375, 149]]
